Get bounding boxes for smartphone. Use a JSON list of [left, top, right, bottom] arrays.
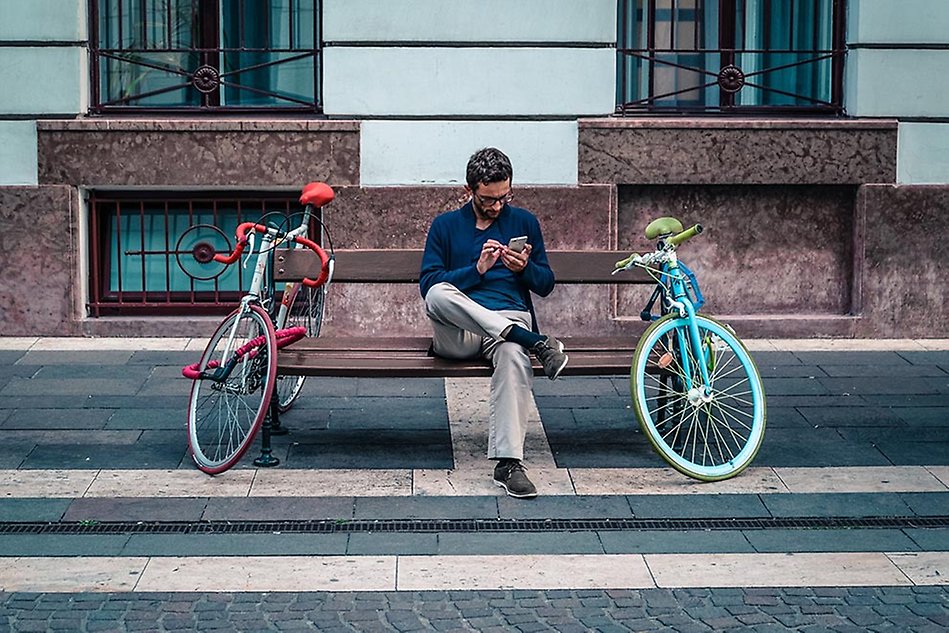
[[507, 236, 528, 253]]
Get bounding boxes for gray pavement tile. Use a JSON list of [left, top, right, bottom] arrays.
[[86, 395, 189, 409], [497, 495, 634, 520], [0, 446, 25, 468], [549, 437, 665, 469], [875, 441, 949, 466], [347, 533, 438, 555], [0, 534, 130, 557], [862, 394, 949, 407], [354, 377, 446, 397], [121, 533, 349, 556], [797, 351, 913, 366], [326, 407, 448, 430], [742, 528, 919, 552], [568, 408, 638, 428], [762, 377, 833, 397], [764, 395, 868, 408], [754, 352, 806, 366], [599, 530, 754, 554], [353, 496, 498, 520], [0, 430, 141, 445], [898, 351, 949, 366], [895, 407, 949, 426], [898, 493, 949, 517], [137, 378, 191, 397], [761, 407, 811, 428], [0, 408, 113, 430], [436, 531, 604, 555], [0, 350, 27, 365], [105, 408, 186, 430], [138, 430, 187, 445], [1, 377, 146, 397], [128, 350, 196, 365], [202, 497, 354, 521], [753, 429, 890, 467], [821, 364, 948, 377], [286, 440, 452, 469], [535, 395, 629, 410], [63, 497, 208, 522], [15, 351, 134, 365], [836, 427, 947, 443], [758, 364, 828, 378], [21, 443, 188, 470], [904, 528, 949, 551], [0, 364, 40, 380], [759, 493, 915, 518], [796, 406, 905, 427], [627, 494, 769, 519], [289, 395, 443, 412], [534, 377, 625, 397], [0, 498, 72, 522], [819, 376, 949, 396], [33, 365, 153, 381], [291, 376, 360, 397]]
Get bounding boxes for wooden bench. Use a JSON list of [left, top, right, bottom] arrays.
[[274, 249, 654, 378]]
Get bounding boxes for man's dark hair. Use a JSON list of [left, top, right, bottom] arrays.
[[466, 147, 513, 191]]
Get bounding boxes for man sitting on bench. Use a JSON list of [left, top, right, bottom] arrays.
[[419, 147, 568, 499]]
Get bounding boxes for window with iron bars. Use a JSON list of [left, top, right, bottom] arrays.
[[88, 191, 319, 316], [90, 0, 321, 112], [617, 0, 846, 114]]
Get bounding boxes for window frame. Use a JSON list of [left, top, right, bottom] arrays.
[[616, 0, 847, 116], [88, 0, 323, 114], [87, 190, 318, 317]]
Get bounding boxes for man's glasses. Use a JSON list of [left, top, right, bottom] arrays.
[[473, 190, 514, 208]]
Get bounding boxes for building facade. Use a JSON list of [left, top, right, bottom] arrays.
[[0, 0, 946, 339]]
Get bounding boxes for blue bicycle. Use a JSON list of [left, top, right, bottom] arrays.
[[614, 218, 766, 481]]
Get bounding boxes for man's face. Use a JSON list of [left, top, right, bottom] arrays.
[[469, 179, 512, 222]]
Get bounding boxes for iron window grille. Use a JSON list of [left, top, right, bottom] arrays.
[[89, 0, 321, 113], [617, 0, 846, 115], [88, 191, 317, 317]]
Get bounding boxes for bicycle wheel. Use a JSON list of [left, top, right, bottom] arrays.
[[188, 304, 277, 474], [274, 282, 325, 412], [630, 313, 766, 481]]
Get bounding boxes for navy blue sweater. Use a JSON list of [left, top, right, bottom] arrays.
[[419, 202, 555, 332]]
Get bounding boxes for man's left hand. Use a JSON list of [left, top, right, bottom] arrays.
[[500, 243, 531, 273]]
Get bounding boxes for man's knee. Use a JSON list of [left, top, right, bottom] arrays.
[[425, 282, 456, 313], [493, 341, 532, 375]]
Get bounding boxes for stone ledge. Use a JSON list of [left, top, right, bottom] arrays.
[[580, 117, 898, 130], [37, 118, 360, 132]]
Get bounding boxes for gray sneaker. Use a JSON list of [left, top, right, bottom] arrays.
[[493, 459, 538, 498], [531, 335, 568, 380]]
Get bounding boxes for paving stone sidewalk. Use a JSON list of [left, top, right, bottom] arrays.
[[1, 587, 947, 633]]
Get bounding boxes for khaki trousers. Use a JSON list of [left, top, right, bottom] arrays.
[[424, 282, 533, 460]]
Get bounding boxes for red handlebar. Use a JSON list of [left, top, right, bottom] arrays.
[[213, 222, 331, 288]]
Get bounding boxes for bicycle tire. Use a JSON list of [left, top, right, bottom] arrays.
[[188, 304, 278, 474], [630, 313, 766, 481], [275, 282, 325, 412]]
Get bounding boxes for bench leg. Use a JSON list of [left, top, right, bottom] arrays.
[[253, 395, 281, 468]]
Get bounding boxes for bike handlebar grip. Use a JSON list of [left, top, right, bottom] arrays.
[[293, 235, 331, 288], [212, 222, 262, 265], [614, 254, 635, 270], [668, 223, 704, 246]]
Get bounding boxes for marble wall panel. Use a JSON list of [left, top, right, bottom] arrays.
[[37, 121, 359, 188], [0, 186, 80, 335], [857, 185, 949, 337], [615, 184, 858, 318], [579, 119, 897, 185]]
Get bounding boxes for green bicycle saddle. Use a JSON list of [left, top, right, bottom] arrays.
[[645, 217, 684, 240]]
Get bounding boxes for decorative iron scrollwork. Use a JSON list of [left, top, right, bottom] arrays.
[[717, 65, 746, 93], [192, 65, 220, 94]]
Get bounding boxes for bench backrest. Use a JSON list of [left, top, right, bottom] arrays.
[[275, 249, 652, 284]]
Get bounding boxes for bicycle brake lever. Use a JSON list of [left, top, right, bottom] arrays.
[[242, 233, 256, 269]]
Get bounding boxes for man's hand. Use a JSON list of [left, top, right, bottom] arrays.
[[500, 243, 531, 273], [477, 239, 503, 274]]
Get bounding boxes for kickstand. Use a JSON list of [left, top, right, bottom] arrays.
[[253, 394, 282, 467]]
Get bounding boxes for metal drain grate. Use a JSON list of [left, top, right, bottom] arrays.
[[2, 516, 947, 535]]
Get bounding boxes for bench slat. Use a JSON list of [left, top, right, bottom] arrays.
[[274, 249, 652, 284], [277, 336, 637, 378]]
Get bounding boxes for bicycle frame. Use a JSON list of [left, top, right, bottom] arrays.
[[656, 253, 713, 397]]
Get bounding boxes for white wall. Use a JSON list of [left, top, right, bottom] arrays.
[[322, 0, 616, 186], [0, 122, 38, 186], [360, 120, 578, 186], [846, 0, 949, 183]]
